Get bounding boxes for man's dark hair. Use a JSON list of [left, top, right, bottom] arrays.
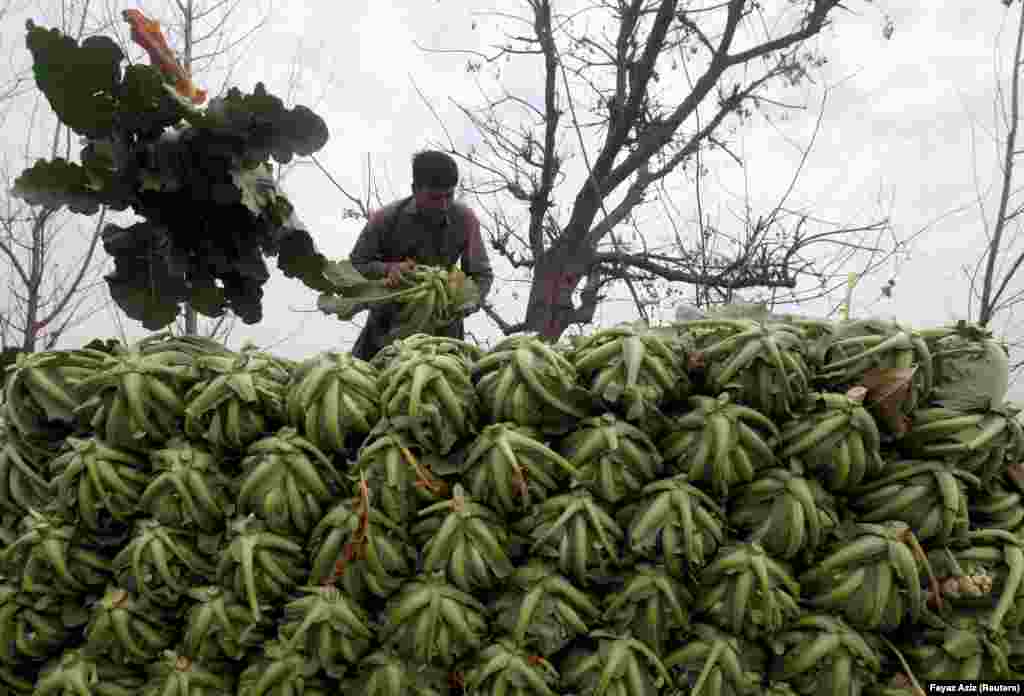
[[412, 150, 459, 189]]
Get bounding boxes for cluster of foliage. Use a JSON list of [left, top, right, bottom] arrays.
[[11, 20, 334, 330]]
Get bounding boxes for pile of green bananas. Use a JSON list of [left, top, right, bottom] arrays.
[[1, 312, 1024, 696]]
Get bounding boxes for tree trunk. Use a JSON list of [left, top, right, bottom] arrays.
[[523, 246, 593, 341]]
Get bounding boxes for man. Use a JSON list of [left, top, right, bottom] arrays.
[[349, 151, 494, 361]]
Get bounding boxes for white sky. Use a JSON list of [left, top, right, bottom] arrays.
[[4, 0, 1024, 393]]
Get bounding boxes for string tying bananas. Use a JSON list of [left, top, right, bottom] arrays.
[[462, 639, 560, 696], [777, 389, 884, 492], [184, 351, 289, 452], [49, 436, 151, 533], [689, 319, 811, 420], [112, 519, 215, 607], [515, 489, 623, 587], [561, 632, 672, 696], [900, 405, 1024, 486], [380, 571, 487, 667], [379, 350, 479, 454], [768, 614, 882, 696], [0, 510, 111, 596], [216, 516, 307, 620], [354, 425, 449, 526], [82, 587, 175, 664], [471, 335, 593, 435], [237, 427, 340, 538], [286, 351, 381, 455], [799, 522, 926, 632], [460, 422, 577, 517], [561, 413, 664, 505], [728, 464, 838, 561], [697, 542, 802, 639], [569, 325, 689, 422], [412, 485, 515, 593], [140, 437, 233, 533], [849, 459, 977, 543], [619, 475, 726, 577], [181, 586, 273, 663], [663, 623, 764, 696], [660, 393, 778, 498], [491, 561, 601, 656], [142, 652, 233, 696], [602, 563, 692, 657], [279, 584, 374, 678]]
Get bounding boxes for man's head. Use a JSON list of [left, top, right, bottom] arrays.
[[412, 150, 458, 221]]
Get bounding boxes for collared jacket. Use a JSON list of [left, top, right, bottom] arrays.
[[349, 195, 494, 361]]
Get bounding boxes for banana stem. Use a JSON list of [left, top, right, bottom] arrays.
[[902, 528, 943, 612], [880, 635, 925, 696]]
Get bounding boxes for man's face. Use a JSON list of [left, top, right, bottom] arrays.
[[414, 185, 455, 221]]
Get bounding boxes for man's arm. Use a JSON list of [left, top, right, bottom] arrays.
[[461, 208, 494, 305], [350, 210, 391, 278]]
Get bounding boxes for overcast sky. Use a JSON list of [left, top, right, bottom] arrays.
[[5, 0, 1024, 392]]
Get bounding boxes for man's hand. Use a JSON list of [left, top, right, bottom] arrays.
[[384, 259, 416, 288]]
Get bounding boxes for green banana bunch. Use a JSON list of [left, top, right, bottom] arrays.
[[236, 640, 321, 696], [0, 428, 52, 518], [0, 583, 79, 664], [491, 561, 601, 657], [184, 351, 289, 452], [237, 427, 340, 538], [560, 413, 664, 505], [663, 623, 764, 696], [379, 350, 480, 454], [660, 394, 779, 498], [777, 390, 884, 492], [515, 489, 623, 587], [369, 333, 483, 372], [463, 639, 561, 696], [307, 493, 415, 600], [729, 464, 838, 561], [216, 515, 307, 619], [970, 482, 1024, 534], [354, 424, 449, 526], [601, 564, 692, 656], [74, 341, 199, 449], [461, 422, 578, 517], [769, 614, 882, 696], [618, 475, 726, 577], [3, 349, 102, 439], [82, 587, 175, 664], [811, 319, 933, 432], [849, 459, 977, 543], [279, 584, 375, 678], [902, 611, 1011, 680], [561, 630, 672, 696], [698, 542, 802, 639], [413, 485, 515, 593], [570, 325, 688, 421], [1, 509, 111, 595], [690, 318, 812, 420], [133, 332, 231, 361], [900, 405, 1024, 486], [800, 522, 926, 632], [338, 649, 451, 696], [140, 437, 234, 533], [373, 265, 475, 337], [141, 652, 233, 696], [286, 351, 381, 455], [49, 436, 151, 533], [925, 530, 1024, 631], [381, 571, 487, 667], [182, 585, 273, 663], [923, 320, 1009, 411], [112, 519, 216, 607], [33, 648, 146, 696], [471, 335, 594, 435]]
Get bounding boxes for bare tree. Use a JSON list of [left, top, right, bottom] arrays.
[[102, 0, 270, 340], [964, 0, 1024, 370], [406, 0, 905, 340], [0, 0, 113, 352]]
